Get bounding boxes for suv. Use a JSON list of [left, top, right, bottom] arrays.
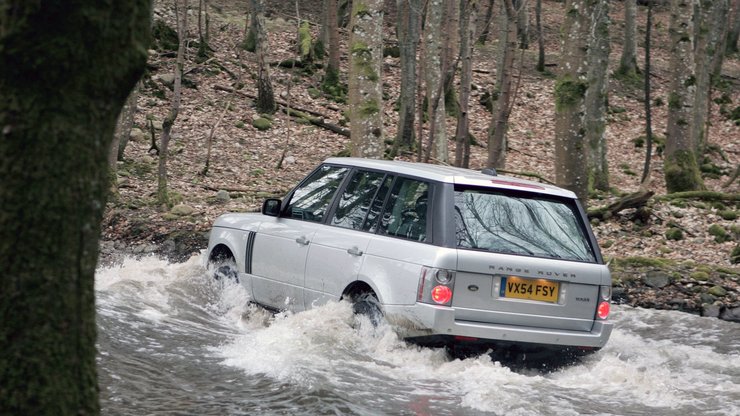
[[207, 158, 612, 358]]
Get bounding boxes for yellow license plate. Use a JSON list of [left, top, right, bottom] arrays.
[[501, 276, 559, 303]]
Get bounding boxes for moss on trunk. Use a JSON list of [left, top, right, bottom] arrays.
[[0, 1, 151, 414]]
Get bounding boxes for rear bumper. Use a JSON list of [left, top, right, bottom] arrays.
[[385, 303, 613, 349]]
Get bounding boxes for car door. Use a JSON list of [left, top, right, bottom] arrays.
[[251, 165, 349, 311], [304, 170, 392, 307]]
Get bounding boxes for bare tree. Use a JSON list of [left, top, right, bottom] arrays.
[[423, 0, 448, 163], [348, 0, 384, 158], [692, 0, 729, 154], [0, 1, 150, 413], [616, 0, 639, 77], [487, 0, 519, 169], [455, 0, 479, 168], [641, 0, 654, 184], [394, 0, 422, 155], [584, 0, 610, 191], [535, 0, 545, 72], [478, 0, 496, 44], [109, 85, 139, 171], [158, 0, 188, 207], [664, 0, 704, 192], [727, 0, 740, 54], [251, 0, 276, 114], [553, 0, 594, 203]]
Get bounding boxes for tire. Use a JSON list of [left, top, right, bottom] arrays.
[[210, 258, 239, 283], [351, 292, 382, 326]]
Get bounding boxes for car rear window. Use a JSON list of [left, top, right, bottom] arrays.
[[454, 187, 596, 262]]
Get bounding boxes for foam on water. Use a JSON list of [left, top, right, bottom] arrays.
[[96, 255, 740, 415]]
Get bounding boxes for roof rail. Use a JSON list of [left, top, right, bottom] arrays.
[[481, 168, 498, 176]]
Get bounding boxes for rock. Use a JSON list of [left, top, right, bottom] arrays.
[[141, 155, 155, 164], [252, 117, 272, 131], [284, 156, 296, 165], [216, 190, 230, 203], [130, 127, 146, 142], [702, 304, 721, 318], [158, 73, 176, 87], [170, 204, 195, 216], [708, 285, 727, 297], [719, 306, 740, 322], [644, 270, 671, 288], [699, 293, 717, 304], [690, 271, 710, 281], [612, 287, 628, 303]]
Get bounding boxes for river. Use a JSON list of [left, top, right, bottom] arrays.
[[96, 254, 740, 416]]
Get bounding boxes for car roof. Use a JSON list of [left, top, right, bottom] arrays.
[[323, 157, 576, 199]]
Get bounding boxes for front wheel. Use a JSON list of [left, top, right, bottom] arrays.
[[351, 292, 383, 326], [209, 258, 239, 284]]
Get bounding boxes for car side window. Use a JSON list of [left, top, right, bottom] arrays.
[[286, 165, 349, 222], [362, 175, 393, 233], [331, 170, 386, 230], [380, 178, 429, 242]]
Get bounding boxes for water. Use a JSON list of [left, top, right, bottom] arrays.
[[96, 255, 740, 416]]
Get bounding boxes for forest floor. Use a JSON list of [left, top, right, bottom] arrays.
[[100, 0, 740, 318]]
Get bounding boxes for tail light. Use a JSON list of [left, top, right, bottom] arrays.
[[418, 266, 455, 306], [596, 285, 611, 319]]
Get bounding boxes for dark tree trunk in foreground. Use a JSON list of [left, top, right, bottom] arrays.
[[0, 1, 151, 415]]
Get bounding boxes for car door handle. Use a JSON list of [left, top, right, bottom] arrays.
[[347, 246, 363, 256], [295, 236, 310, 246]]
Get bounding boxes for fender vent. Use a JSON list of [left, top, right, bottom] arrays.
[[245, 231, 256, 274]]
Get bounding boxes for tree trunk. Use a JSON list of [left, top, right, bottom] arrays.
[[535, 0, 545, 72], [487, 0, 518, 169], [111, 85, 139, 166], [664, 0, 704, 192], [554, 0, 592, 204], [585, 0, 610, 192], [692, 0, 729, 154], [424, 0, 448, 163], [322, 0, 342, 95], [455, 0, 478, 168], [727, 0, 740, 54], [0, 1, 150, 414], [442, 0, 461, 118], [394, 0, 421, 154], [515, 0, 529, 49], [478, 0, 496, 44], [252, 0, 276, 114], [348, 0, 384, 158], [158, 0, 188, 207], [641, 0, 654, 184], [617, 0, 639, 76]]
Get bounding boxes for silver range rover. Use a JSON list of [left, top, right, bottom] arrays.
[[207, 158, 612, 359]]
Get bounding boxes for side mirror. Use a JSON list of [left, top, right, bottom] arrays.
[[262, 198, 282, 217]]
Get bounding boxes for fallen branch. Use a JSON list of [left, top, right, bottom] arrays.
[[496, 169, 555, 185], [200, 183, 286, 196], [655, 191, 740, 202], [213, 84, 336, 119], [283, 108, 350, 137], [588, 189, 655, 220]]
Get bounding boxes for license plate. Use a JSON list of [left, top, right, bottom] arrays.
[[500, 276, 559, 303]]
